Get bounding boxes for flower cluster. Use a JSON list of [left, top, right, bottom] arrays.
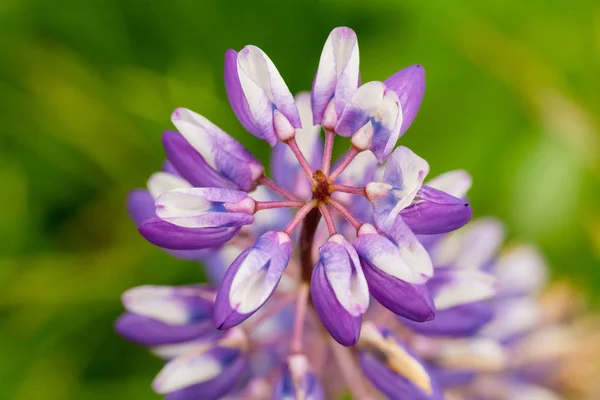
[[116, 27, 588, 399]]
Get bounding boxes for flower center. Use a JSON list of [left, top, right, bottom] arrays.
[[311, 169, 332, 203]]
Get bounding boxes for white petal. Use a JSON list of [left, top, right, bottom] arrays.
[[493, 244, 548, 296], [426, 170, 472, 198], [123, 286, 190, 324], [434, 270, 497, 310], [153, 348, 222, 393], [147, 172, 192, 200]]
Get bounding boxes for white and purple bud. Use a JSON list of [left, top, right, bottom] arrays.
[[273, 355, 325, 400], [335, 81, 402, 162], [153, 327, 249, 400], [383, 64, 426, 136], [225, 46, 301, 146], [401, 186, 472, 235], [156, 187, 255, 229], [131, 172, 239, 252], [426, 169, 472, 199], [171, 108, 264, 192], [214, 231, 292, 329], [162, 130, 238, 190], [491, 244, 548, 298], [115, 285, 219, 347], [311, 26, 360, 128], [353, 221, 435, 321], [311, 234, 369, 346], [358, 323, 443, 400], [401, 268, 497, 336], [366, 146, 429, 230], [271, 92, 323, 199]]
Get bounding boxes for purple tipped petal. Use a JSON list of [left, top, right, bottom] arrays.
[[401, 186, 472, 235], [358, 323, 443, 400], [139, 217, 240, 250], [214, 232, 292, 329], [311, 27, 360, 125], [384, 64, 426, 135], [354, 222, 434, 321], [273, 355, 325, 400], [271, 93, 323, 198], [156, 188, 255, 229], [171, 108, 264, 191], [115, 313, 218, 347], [162, 130, 237, 189], [154, 338, 248, 400], [127, 189, 155, 226], [311, 235, 369, 346]]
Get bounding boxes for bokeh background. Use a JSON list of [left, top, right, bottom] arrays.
[[1, 0, 599, 398]]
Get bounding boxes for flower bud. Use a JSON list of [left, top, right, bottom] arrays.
[[273, 355, 325, 400], [383, 64, 426, 136], [225, 46, 301, 146]]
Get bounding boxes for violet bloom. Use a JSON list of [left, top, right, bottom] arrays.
[[116, 27, 530, 400]]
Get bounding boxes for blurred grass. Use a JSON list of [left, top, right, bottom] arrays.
[[0, 0, 599, 398]]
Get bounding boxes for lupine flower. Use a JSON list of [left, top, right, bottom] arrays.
[[117, 27, 589, 400]]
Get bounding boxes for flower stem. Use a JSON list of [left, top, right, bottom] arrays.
[[330, 338, 372, 399], [331, 184, 366, 196], [291, 283, 310, 353], [255, 200, 305, 211], [259, 176, 300, 202], [318, 204, 337, 235], [283, 200, 317, 235], [328, 147, 361, 182], [328, 197, 362, 230], [298, 206, 321, 282], [286, 138, 314, 180], [321, 129, 335, 176]]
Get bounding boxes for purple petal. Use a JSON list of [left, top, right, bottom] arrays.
[[127, 189, 155, 226], [139, 217, 240, 250], [162, 130, 237, 189], [273, 355, 326, 400], [311, 27, 360, 125], [384, 64, 426, 135], [171, 108, 264, 191], [425, 170, 472, 199], [401, 186, 472, 235], [214, 232, 292, 329], [115, 313, 218, 347], [358, 324, 443, 400]]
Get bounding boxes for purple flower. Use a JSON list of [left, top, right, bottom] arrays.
[[116, 26, 578, 400]]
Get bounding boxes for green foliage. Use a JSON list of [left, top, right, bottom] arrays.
[[0, 0, 598, 398]]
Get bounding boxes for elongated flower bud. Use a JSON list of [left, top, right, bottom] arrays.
[[383, 64, 426, 136], [171, 108, 264, 191], [156, 188, 255, 229], [311, 27, 360, 127], [311, 234, 369, 346], [214, 231, 292, 329], [354, 221, 434, 321], [225, 46, 301, 145], [115, 285, 218, 347]]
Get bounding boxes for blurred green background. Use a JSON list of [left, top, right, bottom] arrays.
[[1, 0, 599, 398]]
